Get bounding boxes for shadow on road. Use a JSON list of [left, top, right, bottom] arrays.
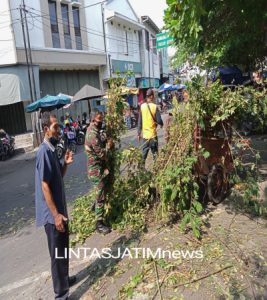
[[69, 231, 141, 300]]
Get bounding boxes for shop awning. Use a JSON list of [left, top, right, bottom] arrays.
[[104, 87, 139, 98], [73, 84, 104, 102], [0, 74, 21, 106], [121, 86, 139, 95]]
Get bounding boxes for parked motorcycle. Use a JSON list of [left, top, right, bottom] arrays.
[[130, 108, 139, 128], [55, 141, 64, 160], [64, 126, 77, 153], [0, 130, 15, 161], [55, 126, 76, 160], [162, 100, 172, 113], [72, 121, 85, 145]]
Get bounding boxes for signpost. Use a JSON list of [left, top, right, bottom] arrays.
[[156, 32, 174, 49]]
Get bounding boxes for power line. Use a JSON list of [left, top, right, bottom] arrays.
[[28, 1, 108, 18], [27, 18, 104, 54], [26, 5, 143, 46], [0, 19, 21, 30], [0, 8, 19, 17], [29, 14, 141, 55], [28, 16, 140, 56]]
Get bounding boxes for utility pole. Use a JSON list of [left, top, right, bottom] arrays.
[[22, 0, 37, 101], [19, 3, 39, 146], [101, 2, 112, 79], [19, 5, 33, 103]]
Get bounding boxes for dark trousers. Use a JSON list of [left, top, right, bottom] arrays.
[[45, 223, 69, 300], [142, 137, 158, 161]]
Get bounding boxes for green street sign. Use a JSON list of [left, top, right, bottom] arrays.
[[156, 32, 174, 49]]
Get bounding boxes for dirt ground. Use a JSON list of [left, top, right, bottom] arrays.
[[69, 135, 267, 300], [67, 198, 267, 300]]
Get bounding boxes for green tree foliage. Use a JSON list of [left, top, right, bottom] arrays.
[[165, 0, 267, 69], [70, 75, 266, 245]]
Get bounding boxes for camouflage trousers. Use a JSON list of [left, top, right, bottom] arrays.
[[88, 165, 106, 221]]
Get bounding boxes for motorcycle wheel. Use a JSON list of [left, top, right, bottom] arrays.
[[76, 134, 85, 145], [56, 146, 64, 160], [2, 145, 8, 161], [69, 142, 76, 153], [9, 147, 15, 157], [131, 118, 137, 128]]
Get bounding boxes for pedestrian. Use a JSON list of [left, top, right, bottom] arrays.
[[35, 111, 76, 300], [137, 88, 163, 161], [64, 112, 73, 126], [85, 111, 113, 234]]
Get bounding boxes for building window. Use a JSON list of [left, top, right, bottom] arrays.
[[125, 31, 129, 55], [48, 0, 60, 48], [61, 4, 72, 49], [151, 34, 157, 54], [72, 7, 82, 50], [145, 30, 149, 51], [127, 30, 134, 56]]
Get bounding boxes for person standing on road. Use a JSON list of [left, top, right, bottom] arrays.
[[85, 111, 113, 235], [138, 89, 163, 161], [35, 111, 75, 300]]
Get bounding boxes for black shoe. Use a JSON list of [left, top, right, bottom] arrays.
[[96, 221, 111, 235], [69, 275, 77, 287]]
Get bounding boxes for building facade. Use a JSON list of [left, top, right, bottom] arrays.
[[159, 47, 169, 84], [0, 0, 170, 134], [84, 0, 143, 107], [0, 0, 106, 134], [138, 16, 161, 103]]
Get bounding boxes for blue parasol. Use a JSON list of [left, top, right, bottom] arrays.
[[158, 83, 172, 93], [26, 94, 71, 113]]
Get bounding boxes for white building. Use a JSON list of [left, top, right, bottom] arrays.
[[84, 0, 144, 107], [0, 0, 170, 135], [0, 0, 106, 135], [159, 47, 169, 83], [138, 15, 161, 102]]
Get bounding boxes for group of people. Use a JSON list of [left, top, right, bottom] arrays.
[[60, 112, 88, 128], [35, 87, 169, 299]]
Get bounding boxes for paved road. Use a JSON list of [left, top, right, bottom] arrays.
[[0, 121, 166, 299]]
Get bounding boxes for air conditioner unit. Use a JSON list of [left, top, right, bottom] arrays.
[[60, 0, 71, 4], [71, 0, 81, 5]]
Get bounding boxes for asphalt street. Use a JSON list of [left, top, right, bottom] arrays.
[[0, 122, 166, 299]]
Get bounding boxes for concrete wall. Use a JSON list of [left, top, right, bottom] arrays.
[[106, 20, 140, 63], [106, 0, 138, 22], [83, 0, 105, 53], [140, 27, 160, 80], [160, 47, 169, 77], [10, 0, 89, 52], [0, 0, 17, 65], [10, 0, 45, 49]]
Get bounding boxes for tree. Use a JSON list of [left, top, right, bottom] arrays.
[[164, 0, 267, 70]]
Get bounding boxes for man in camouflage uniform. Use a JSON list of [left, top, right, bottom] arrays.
[[85, 111, 112, 234]]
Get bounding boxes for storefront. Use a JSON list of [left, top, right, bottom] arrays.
[[0, 65, 40, 135], [137, 78, 160, 105], [111, 59, 142, 107]]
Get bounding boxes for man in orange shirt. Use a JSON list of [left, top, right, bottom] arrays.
[[137, 89, 163, 161]]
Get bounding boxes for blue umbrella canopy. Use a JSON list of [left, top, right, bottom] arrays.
[[158, 83, 186, 93], [26, 94, 71, 113], [158, 83, 172, 93], [172, 84, 186, 90]]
